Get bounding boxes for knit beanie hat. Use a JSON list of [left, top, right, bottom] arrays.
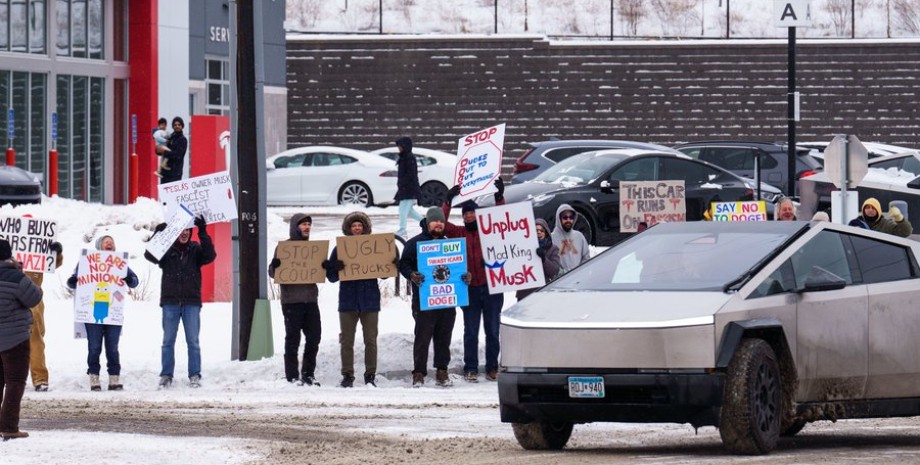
[[461, 200, 479, 214], [426, 207, 445, 224], [0, 239, 11, 260]]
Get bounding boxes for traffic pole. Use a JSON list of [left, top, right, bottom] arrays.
[[48, 149, 58, 196], [5, 148, 14, 166], [128, 152, 138, 203]]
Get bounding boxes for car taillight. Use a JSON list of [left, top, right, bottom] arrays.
[[797, 170, 817, 179], [512, 149, 538, 174]]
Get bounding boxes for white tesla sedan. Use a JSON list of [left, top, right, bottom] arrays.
[[266, 146, 398, 207]]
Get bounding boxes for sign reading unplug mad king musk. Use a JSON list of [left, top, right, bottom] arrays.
[[476, 202, 545, 294], [619, 180, 686, 233], [417, 238, 468, 310]]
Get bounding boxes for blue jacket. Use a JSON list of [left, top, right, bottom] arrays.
[[326, 211, 382, 312]]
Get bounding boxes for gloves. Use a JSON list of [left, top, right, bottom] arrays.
[[494, 177, 505, 202], [392, 255, 400, 265], [536, 247, 545, 259], [154, 222, 167, 233], [410, 272, 425, 286], [322, 260, 345, 272], [461, 272, 472, 285], [890, 206, 904, 222], [194, 215, 207, 231], [50, 241, 63, 254], [66, 275, 77, 289], [446, 185, 461, 204], [270, 258, 281, 269]]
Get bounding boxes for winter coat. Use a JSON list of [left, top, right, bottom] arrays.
[[0, 261, 42, 352], [268, 213, 319, 304], [440, 198, 505, 287], [516, 218, 561, 300], [326, 212, 382, 312], [144, 229, 216, 306], [394, 136, 421, 201], [161, 131, 187, 183], [860, 198, 913, 238], [398, 219, 438, 311], [551, 203, 591, 274]]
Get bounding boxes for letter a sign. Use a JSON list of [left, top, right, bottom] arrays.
[[774, 0, 812, 28]]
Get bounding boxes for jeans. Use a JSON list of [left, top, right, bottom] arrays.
[[160, 304, 201, 378], [0, 339, 29, 433], [85, 323, 123, 376], [397, 199, 423, 234], [412, 301, 456, 376], [339, 311, 378, 378], [282, 302, 321, 381], [462, 285, 504, 373]]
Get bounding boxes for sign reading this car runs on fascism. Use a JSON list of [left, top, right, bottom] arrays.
[[477, 202, 545, 294], [619, 180, 686, 232], [453, 123, 504, 205]]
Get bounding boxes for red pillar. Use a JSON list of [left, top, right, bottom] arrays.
[[48, 149, 58, 195], [128, 0, 158, 200], [6, 148, 14, 166]]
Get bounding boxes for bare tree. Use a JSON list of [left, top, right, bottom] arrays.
[[823, 0, 851, 36], [286, 0, 323, 29], [617, 0, 646, 36], [893, 0, 920, 35], [648, 0, 700, 37]]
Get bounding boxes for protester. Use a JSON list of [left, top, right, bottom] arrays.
[[0, 239, 43, 440], [442, 178, 504, 383], [66, 235, 139, 391], [551, 204, 591, 275], [398, 208, 469, 387], [811, 211, 830, 222], [24, 236, 63, 392], [160, 116, 187, 184], [775, 198, 797, 221], [394, 136, 423, 238], [144, 215, 216, 388], [516, 218, 561, 301], [323, 212, 385, 388], [859, 197, 913, 237]]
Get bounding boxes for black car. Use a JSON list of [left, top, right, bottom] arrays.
[[0, 166, 42, 206], [480, 149, 781, 246], [510, 139, 682, 184]]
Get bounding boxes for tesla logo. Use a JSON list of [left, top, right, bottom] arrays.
[[219, 130, 231, 169]]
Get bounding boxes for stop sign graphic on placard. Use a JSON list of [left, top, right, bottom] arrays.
[[453, 123, 505, 204]]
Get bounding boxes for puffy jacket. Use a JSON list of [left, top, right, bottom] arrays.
[[394, 136, 421, 201], [515, 218, 561, 300], [144, 229, 216, 306], [0, 261, 42, 352], [398, 219, 437, 310], [269, 213, 319, 304], [326, 212, 382, 312], [161, 131, 187, 184]]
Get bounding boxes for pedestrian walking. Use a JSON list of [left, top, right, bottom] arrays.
[[394, 136, 423, 238]]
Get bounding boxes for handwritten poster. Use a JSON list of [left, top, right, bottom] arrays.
[[418, 238, 468, 310], [158, 170, 238, 224], [335, 233, 398, 281], [0, 216, 57, 273], [453, 123, 504, 204], [73, 249, 129, 326], [476, 202, 545, 294], [711, 201, 768, 222], [619, 180, 686, 232], [272, 240, 329, 284], [145, 204, 195, 260]]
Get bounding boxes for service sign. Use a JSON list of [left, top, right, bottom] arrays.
[[619, 180, 686, 232], [272, 240, 329, 284], [417, 238, 468, 310], [453, 123, 505, 204], [336, 233, 398, 281], [711, 201, 768, 222], [476, 202, 545, 294], [158, 170, 238, 224], [0, 216, 58, 273], [73, 249, 130, 327], [145, 204, 195, 260]]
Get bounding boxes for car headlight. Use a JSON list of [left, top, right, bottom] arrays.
[[531, 192, 556, 207]]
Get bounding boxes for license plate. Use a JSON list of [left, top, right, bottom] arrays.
[[568, 376, 605, 398]]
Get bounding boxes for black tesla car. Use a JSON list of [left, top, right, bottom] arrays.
[[479, 149, 782, 246]]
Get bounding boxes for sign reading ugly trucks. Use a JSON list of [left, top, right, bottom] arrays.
[[477, 202, 545, 294], [619, 180, 686, 232], [453, 123, 504, 204]]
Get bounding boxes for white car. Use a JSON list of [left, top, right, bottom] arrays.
[[266, 146, 398, 207], [369, 147, 456, 207]]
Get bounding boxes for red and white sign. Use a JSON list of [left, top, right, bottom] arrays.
[[0, 216, 58, 273], [453, 123, 505, 204], [476, 202, 545, 294]]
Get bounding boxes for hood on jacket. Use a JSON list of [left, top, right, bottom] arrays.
[[553, 203, 577, 233], [535, 218, 552, 247], [289, 213, 312, 240], [95, 235, 115, 251], [395, 136, 413, 154], [342, 211, 372, 236], [862, 197, 883, 223]]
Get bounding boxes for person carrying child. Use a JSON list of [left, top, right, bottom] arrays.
[[152, 117, 171, 178]]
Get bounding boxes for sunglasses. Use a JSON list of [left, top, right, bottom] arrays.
[[560, 214, 576, 220], [536, 228, 547, 234]]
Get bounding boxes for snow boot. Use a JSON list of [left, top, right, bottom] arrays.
[[340, 375, 355, 388], [108, 375, 124, 391], [436, 369, 452, 387], [89, 374, 101, 391]]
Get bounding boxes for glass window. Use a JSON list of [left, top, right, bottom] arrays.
[[11, 72, 28, 164], [0, 3, 8, 50], [11, 0, 27, 52], [849, 234, 916, 284], [749, 261, 796, 298], [88, 0, 101, 59], [29, 73, 45, 174], [205, 58, 230, 115], [419, 155, 435, 166], [545, 147, 604, 163], [88, 77, 102, 202], [55, 0, 69, 56], [30, 0, 45, 53], [71, 0, 86, 57], [273, 154, 305, 168], [72, 75, 87, 199], [56, 75, 70, 197], [677, 147, 702, 159], [701, 147, 756, 170], [789, 230, 853, 289], [660, 158, 720, 185], [608, 157, 658, 183], [761, 153, 780, 169], [0, 72, 8, 148]]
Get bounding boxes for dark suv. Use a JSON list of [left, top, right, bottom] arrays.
[[673, 141, 822, 195], [510, 139, 681, 184]]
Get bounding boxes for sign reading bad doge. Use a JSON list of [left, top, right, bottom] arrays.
[[158, 171, 238, 224], [0, 216, 57, 273], [418, 238, 468, 310], [619, 180, 686, 233], [477, 202, 545, 294], [711, 201, 768, 222], [273, 240, 329, 284], [336, 233, 397, 281]]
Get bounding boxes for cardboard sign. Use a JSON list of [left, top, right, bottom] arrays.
[[273, 240, 329, 284], [158, 170, 238, 224], [477, 202, 545, 294], [711, 201, 768, 222], [146, 204, 195, 260], [0, 216, 58, 273], [619, 180, 687, 232], [73, 249, 130, 326], [453, 123, 504, 204], [335, 233, 398, 281], [418, 238, 468, 310]]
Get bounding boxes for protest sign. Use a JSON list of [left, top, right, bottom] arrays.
[[453, 123, 504, 204], [73, 249, 130, 326], [711, 201, 768, 222], [272, 240, 329, 284], [335, 233, 397, 281], [619, 180, 686, 232], [0, 216, 57, 273], [418, 238, 468, 310], [158, 170, 237, 224], [145, 204, 195, 260], [477, 202, 545, 294]]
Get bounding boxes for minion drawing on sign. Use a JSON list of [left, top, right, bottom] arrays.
[[93, 282, 111, 323]]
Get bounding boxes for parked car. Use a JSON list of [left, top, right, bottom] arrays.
[[265, 146, 397, 207], [510, 139, 681, 184], [499, 220, 920, 454], [0, 166, 42, 206], [798, 141, 918, 162], [370, 147, 455, 207], [673, 141, 822, 195], [478, 149, 782, 246]]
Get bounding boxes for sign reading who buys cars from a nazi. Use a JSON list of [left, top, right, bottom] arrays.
[[0, 215, 58, 273], [619, 180, 686, 233], [418, 238, 468, 310], [477, 202, 545, 294], [158, 170, 238, 225], [453, 123, 504, 204], [73, 249, 129, 327], [711, 201, 768, 222]]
